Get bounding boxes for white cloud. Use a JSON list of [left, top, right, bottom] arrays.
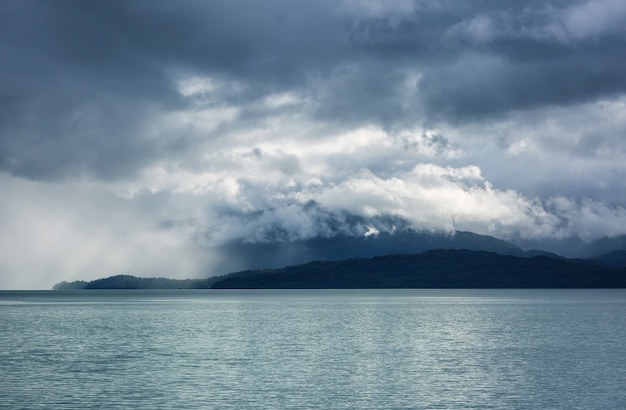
[[506, 138, 536, 157], [546, 196, 626, 240], [524, 0, 626, 42], [438, 95, 626, 201], [160, 106, 239, 135], [364, 226, 380, 237], [263, 92, 303, 108], [338, 0, 415, 19], [288, 164, 553, 238], [175, 75, 217, 98], [561, 0, 626, 39], [447, 14, 499, 44]]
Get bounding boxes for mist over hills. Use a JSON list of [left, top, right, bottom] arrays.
[[210, 229, 524, 275], [207, 228, 626, 275], [577, 235, 626, 259], [201, 209, 626, 275], [53, 229, 626, 290]]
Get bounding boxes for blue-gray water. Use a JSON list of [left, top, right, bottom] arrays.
[[1, 289, 625, 409]]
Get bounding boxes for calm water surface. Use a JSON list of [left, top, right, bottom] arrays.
[[1, 289, 625, 409]]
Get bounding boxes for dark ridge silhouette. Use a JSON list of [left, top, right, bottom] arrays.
[[210, 249, 626, 289], [53, 275, 215, 290]]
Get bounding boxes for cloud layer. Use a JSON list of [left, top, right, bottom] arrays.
[[1, 1, 625, 288]]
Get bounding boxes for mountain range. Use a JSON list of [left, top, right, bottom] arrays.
[[208, 229, 626, 274], [53, 230, 626, 289]]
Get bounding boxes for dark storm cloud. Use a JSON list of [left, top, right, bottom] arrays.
[[422, 39, 626, 121], [0, 0, 344, 180], [3, 0, 626, 181], [0, 0, 181, 179], [339, 0, 626, 122]]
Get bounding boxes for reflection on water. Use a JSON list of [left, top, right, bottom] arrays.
[[1, 289, 625, 409]]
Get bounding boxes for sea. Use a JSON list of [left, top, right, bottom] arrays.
[[1, 289, 625, 409]]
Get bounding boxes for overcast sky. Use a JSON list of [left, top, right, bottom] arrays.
[[2, 0, 626, 289]]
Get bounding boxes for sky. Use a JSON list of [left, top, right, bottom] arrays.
[[2, 0, 626, 289]]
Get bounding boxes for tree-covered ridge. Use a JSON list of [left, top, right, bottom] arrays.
[[211, 250, 626, 289], [53, 274, 215, 290], [54, 250, 626, 290]]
